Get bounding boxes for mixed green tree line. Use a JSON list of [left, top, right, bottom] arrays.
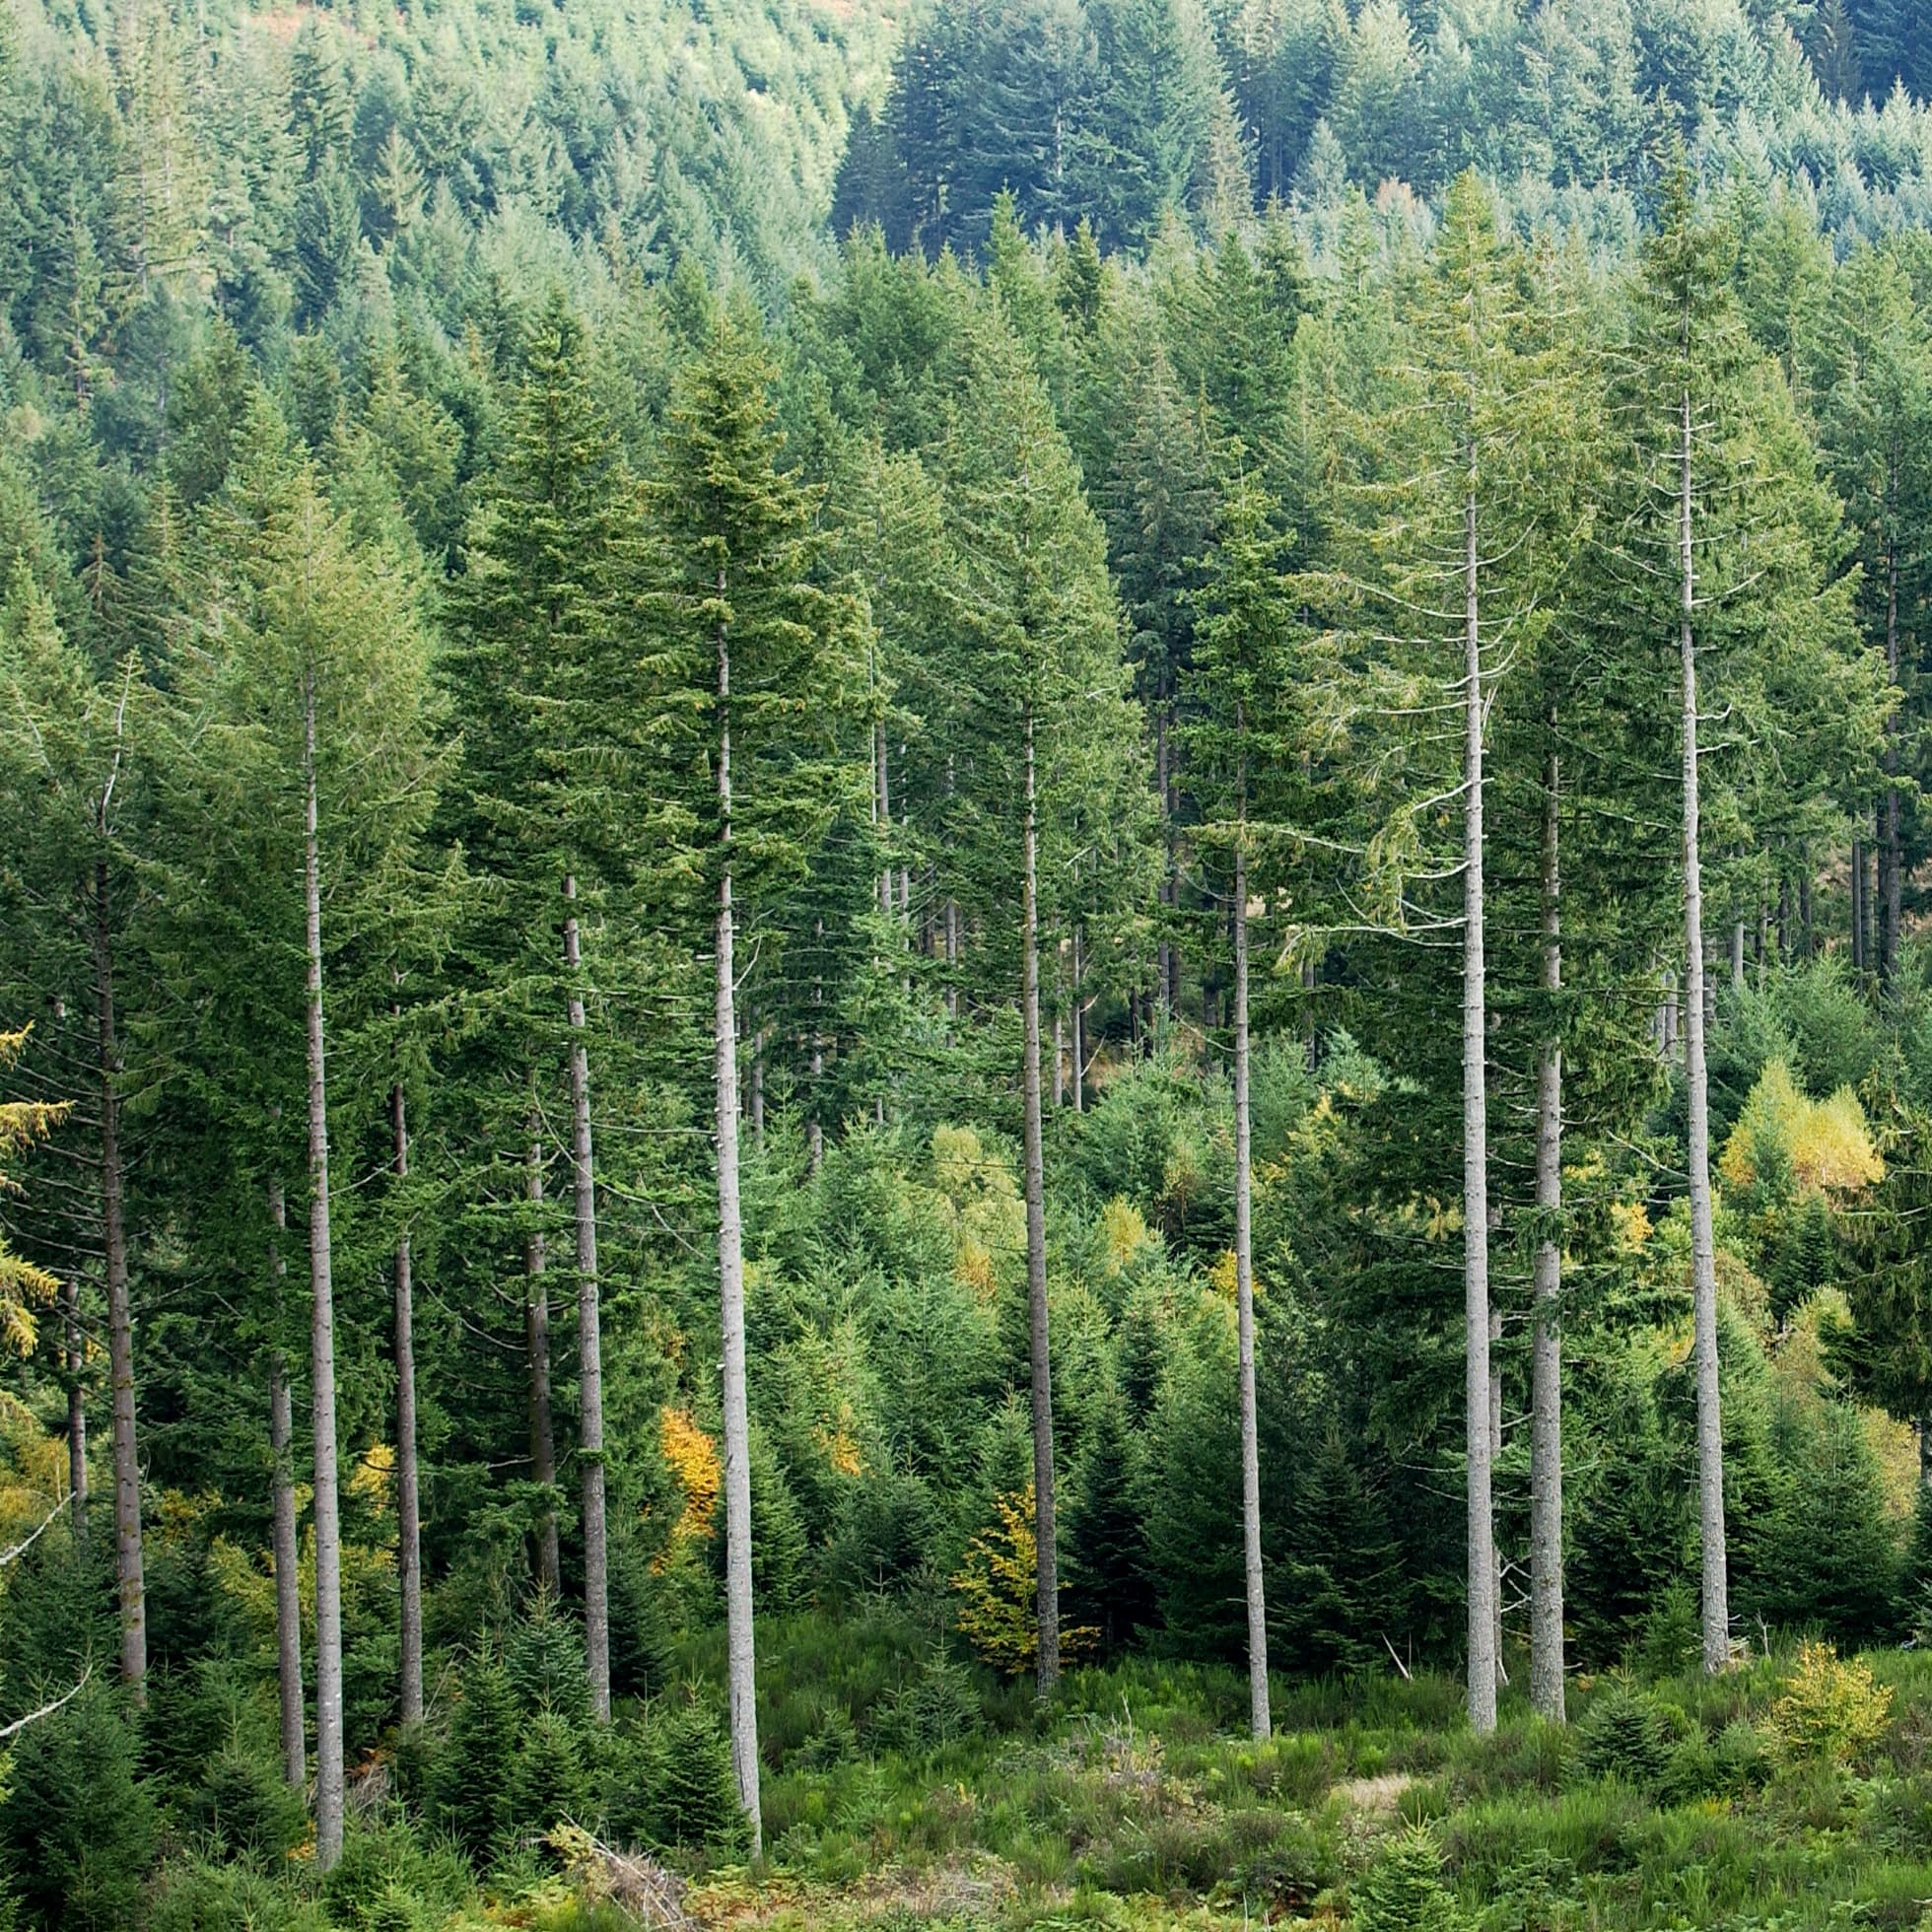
[[12, 0, 1932, 1925]]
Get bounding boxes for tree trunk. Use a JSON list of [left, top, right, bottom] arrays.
[[93, 862, 144, 1698], [1529, 743, 1565, 1722], [303, 673, 345, 1870], [63, 1279, 86, 1545], [391, 1069, 422, 1728], [526, 1126, 560, 1595], [715, 604, 763, 1847], [1884, 529, 1902, 988], [1461, 482, 1498, 1734], [1852, 837, 1867, 974], [808, 919, 825, 1175], [1731, 918, 1746, 992], [563, 875, 610, 1721], [1679, 391, 1731, 1677], [269, 1181, 305, 1792], [1070, 925, 1085, 1115], [1232, 835, 1270, 1740], [1022, 707, 1060, 1696], [270, 1365, 306, 1787]]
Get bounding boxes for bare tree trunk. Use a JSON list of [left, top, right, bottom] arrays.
[[808, 919, 825, 1175], [63, 1279, 86, 1545], [1232, 835, 1269, 1739], [1884, 529, 1902, 988], [563, 875, 609, 1722], [93, 862, 143, 1699], [270, 1353, 305, 1789], [1462, 481, 1497, 1735], [1023, 709, 1060, 1696], [526, 1127, 560, 1595], [391, 1069, 422, 1728], [1070, 925, 1085, 1114], [1053, 1004, 1066, 1110], [1852, 837, 1867, 975], [1155, 706, 1174, 1017], [1529, 744, 1564, 1722], [749, 1033, 765, 1150], [269, 1180, 305, 1792], [303, 674, 345, 1870], [1731, 917, 1746, 992], [1679, 391, 1730, 1677], [715, 606, 763, 1847]]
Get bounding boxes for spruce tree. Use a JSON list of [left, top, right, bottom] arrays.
[[643, 304, 863, 1845]]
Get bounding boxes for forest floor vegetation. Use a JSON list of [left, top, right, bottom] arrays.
[[76, 1611, 1932, 1932]]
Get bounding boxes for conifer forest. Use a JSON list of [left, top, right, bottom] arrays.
[[29, 4, 1932, 1929]]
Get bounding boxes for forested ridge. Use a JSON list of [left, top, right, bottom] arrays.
[[14, 2, 1932, 1930]]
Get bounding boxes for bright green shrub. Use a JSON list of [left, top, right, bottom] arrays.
[[1351, 1825, 1465, 1932]]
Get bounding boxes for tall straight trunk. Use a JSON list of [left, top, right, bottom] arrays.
[[63, 1279, 86, 1543], [1874, 803, 1886, 972], [714, 606, 763, 1846], [1070, 925, 1085, 1115], [525, 1127, 560, 1594], [1679, 391, 1730, 1677], [269, 1349, 305, 1788], [1883, 528, 1902, 988], [1461, 480, 1498, 1734], [1852, 837, 1867, 974], [93, 862, 143, 1697], [1022, 708, 1060, 1695], [1730, 918, 1746, 992], [1053, 1006, 1066, 1110], [808, 919, 825, 1175], [875, 720, 893, 919], [390, 1069, 422, 1727], [749, 1035, 765, 1149], [1529, 743, 1565, 1721], [269, 1180, 304, 1792], [562, 875, 609, 1721], [1155, 706, 1174, 1018], [303, 674, 345, 1870], [1232, 832, 1270, 1740]]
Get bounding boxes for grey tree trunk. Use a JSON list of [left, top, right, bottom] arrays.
[[1022, 708, 1060, 1695], [303, 674, 345, 1870], [714, 605, 763, 1846], [1529, 744, 1565, 1722], [1232, 836, 1270, 1739], [525, 1126, 560, 1595], [1852, 838, 1867, 974], [63, 1279, 86, 1544], [269, 1182, 305, 1792], [1730, 917, 1746, 992], [391, 1070, 422, 1727], [1883, 531, 1901, 988], [1070, 925, 1085, 1115], [1679, 391, 1731, 1676], [563, 876, 610, 1721], [1462, 482, 1498, 1734], [94, 862, 144, 1698]]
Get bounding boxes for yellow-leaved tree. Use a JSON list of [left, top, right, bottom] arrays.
[[0, 1026, 65, 1356], [1720, 1061, 1883, 1200], [951, 1483, 1095, 1677]]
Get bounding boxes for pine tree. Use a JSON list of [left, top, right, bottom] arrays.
[[0, 557, 150, 1701], [151, 397, 445, 1867], [443, 293, 644, 1720], [643, 303, 863, 1845], [935, 298, 1149, 1695]]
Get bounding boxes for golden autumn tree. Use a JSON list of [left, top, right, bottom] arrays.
[[0, 1026, 65, 1356]]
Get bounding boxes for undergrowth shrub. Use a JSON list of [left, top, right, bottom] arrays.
[[1574, 1684, 1680, 1790], [1765, 1641, 1893, 1769], [871, 1646, 982, 1756], [1352, 1824, 1466, 1932], [144, 1859, 329, 1932]]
